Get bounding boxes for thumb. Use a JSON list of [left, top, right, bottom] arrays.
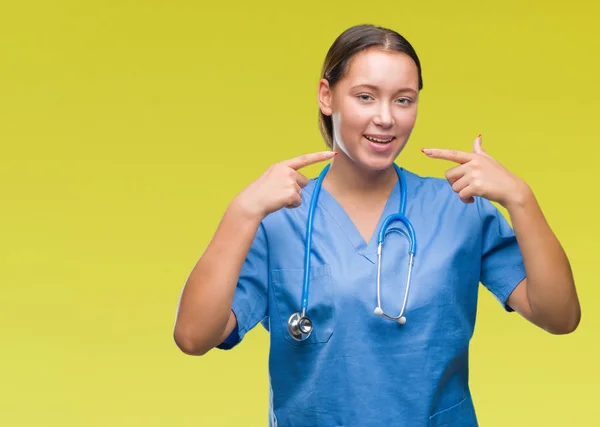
[[472, 133, 486, 155]]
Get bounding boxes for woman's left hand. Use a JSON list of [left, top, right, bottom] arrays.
[[422, 134, 531, 209]]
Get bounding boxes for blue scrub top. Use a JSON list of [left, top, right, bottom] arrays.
[[218, 167, 526, 427]]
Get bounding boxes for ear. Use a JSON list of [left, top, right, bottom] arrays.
[[317, 78, 333, 116]]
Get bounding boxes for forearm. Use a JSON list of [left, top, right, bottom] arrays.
[[174, 198, 262, 354], [506, 185, 580, 333]]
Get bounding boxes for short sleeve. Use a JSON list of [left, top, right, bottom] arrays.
[[476, 197, 527, 312], [216, 222, 269, 350]]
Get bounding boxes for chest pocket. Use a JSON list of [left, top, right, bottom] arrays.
[[271, 264, 335, 345]]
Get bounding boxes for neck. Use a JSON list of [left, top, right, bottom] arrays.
[[322, 154, 398, 198]]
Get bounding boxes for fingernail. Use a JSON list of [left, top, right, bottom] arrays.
[[477, 133, 482, 138], [421, 148, 432, 155], [333, 151, 338, 156]]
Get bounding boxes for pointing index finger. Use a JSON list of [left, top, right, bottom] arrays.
[[283, 151, 337, 170], [422, 148, 473, 164]]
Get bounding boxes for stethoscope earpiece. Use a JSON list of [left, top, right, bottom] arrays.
[[374, 306, 408, 325]]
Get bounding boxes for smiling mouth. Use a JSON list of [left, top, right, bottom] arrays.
[[364, 135, 395, 144]]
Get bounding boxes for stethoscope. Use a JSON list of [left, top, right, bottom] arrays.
[[287, 163, 418, 341]]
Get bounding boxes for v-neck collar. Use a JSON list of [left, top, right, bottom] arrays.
[[308, 175, 402, 264]]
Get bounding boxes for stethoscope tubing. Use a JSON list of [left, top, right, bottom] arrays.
[[290, 162, 417, 341]]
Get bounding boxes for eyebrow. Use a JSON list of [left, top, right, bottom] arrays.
[[350, 84, 418, 96]]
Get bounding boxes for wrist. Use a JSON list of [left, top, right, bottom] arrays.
[[229, 194, 265, 225], [503, 180, 535, 212]]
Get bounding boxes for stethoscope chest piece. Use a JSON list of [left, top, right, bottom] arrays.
[[288, 312, 313, 341]]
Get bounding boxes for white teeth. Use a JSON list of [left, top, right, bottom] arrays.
[[365, 135, 394, 143]]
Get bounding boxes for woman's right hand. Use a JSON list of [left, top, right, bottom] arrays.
[[234, 151, 337, 220]]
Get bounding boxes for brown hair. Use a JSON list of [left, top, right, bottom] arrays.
[[318, 24, 424, 148]]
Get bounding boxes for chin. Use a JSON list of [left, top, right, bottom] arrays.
[[356, 154, 396, 172], [359, 148, 405, 171]]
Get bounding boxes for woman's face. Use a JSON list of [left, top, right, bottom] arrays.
[[319, 47, 420, 171]]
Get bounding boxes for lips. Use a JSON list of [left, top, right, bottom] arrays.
[[364, 134, 395, 143], [364, 135, 395, 153]]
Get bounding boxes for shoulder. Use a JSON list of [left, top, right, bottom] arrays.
[[400, 167, 494, 224], [401, 168, 463, 206], [258, 180, 316, 237], [401, 168, 449, 193]]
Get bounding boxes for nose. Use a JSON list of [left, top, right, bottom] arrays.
[[373, 104, 394, 128]]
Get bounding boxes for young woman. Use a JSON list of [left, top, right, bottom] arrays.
[[174, 24, 580, 427]]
